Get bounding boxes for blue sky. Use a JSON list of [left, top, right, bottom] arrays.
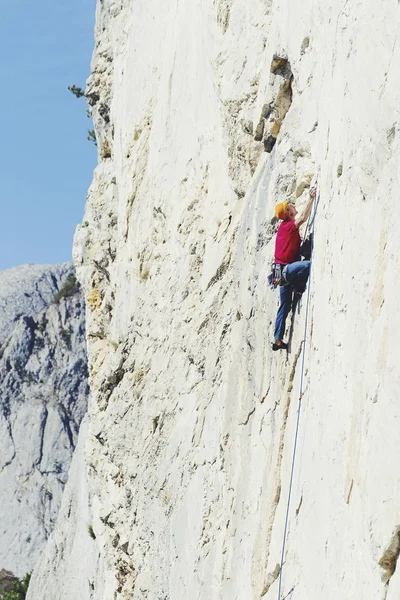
[[0, 0, 97, 270]]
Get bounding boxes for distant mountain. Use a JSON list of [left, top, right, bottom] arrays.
[[0, 263, 89, 576]]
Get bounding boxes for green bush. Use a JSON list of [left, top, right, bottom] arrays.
[[2, 572, 31, 600], [88, 524, 96, 539], [68, 84, 97, 145], [52, 276, 80, 304], [87, 129, 97, 146], [68, 84, 84, 99]]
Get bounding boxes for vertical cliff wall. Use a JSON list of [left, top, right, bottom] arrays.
[[0, 264, 88, 576], [28, 1, 400, 599]]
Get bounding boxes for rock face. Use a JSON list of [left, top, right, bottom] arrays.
[[0, 264, 88, 576], [28, 1, 400, 599]]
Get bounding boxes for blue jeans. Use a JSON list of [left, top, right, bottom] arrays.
[[273, 261, 310, 340]]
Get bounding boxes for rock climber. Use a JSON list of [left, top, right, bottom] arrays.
[[272, 186, 317, 351]]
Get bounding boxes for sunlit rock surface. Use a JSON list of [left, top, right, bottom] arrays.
[[28, 1, 400, 599]]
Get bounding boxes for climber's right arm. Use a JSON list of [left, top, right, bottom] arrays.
[[295, 186, 317, 228]]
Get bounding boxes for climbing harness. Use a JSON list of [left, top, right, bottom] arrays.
[[276, 184, 320, 600], [268, 263, 289, 288]]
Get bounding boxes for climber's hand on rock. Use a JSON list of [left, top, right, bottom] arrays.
[[309, 186, 317, 199]]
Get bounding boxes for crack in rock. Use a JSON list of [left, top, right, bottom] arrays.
[[240, 407, 256, 426]]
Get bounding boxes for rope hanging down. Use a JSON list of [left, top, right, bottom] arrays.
[[277, 185, 320, 600]]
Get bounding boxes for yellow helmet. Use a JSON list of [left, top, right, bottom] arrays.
[[275, 201, 288, 220]]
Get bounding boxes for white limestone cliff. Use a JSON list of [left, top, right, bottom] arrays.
[[27, 0, 400, 599], [0, 264, 88, 576]]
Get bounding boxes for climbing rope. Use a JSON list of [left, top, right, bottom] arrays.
[[301, 187, 319, 243], [276, 185, 320, 600]]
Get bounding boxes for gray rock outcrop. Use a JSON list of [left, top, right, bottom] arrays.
[[0, 263, 88, 576]]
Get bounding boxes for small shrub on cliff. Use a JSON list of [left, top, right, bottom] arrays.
[[100, 139, 112, 159], [68, 84, 84, 99], [2, 572, 31, 600], [52, 276, 80, 304], [68, 83, 97, 146], [87, 129, 97, 146], [88, 524, 96, 539]]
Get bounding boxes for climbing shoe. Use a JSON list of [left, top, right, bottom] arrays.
[[272, 340, 288, 351]]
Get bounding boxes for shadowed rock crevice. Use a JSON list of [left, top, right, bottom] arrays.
[[379, 526, 400, 584], [37, 407, 49, 470], [0, 421, 16, 473], [255, 54, 293, 153]]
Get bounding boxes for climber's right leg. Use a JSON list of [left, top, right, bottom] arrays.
[[273, 284, 293, 349]]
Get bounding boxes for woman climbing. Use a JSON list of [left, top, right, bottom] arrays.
[[272, 186, 316, 351]]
